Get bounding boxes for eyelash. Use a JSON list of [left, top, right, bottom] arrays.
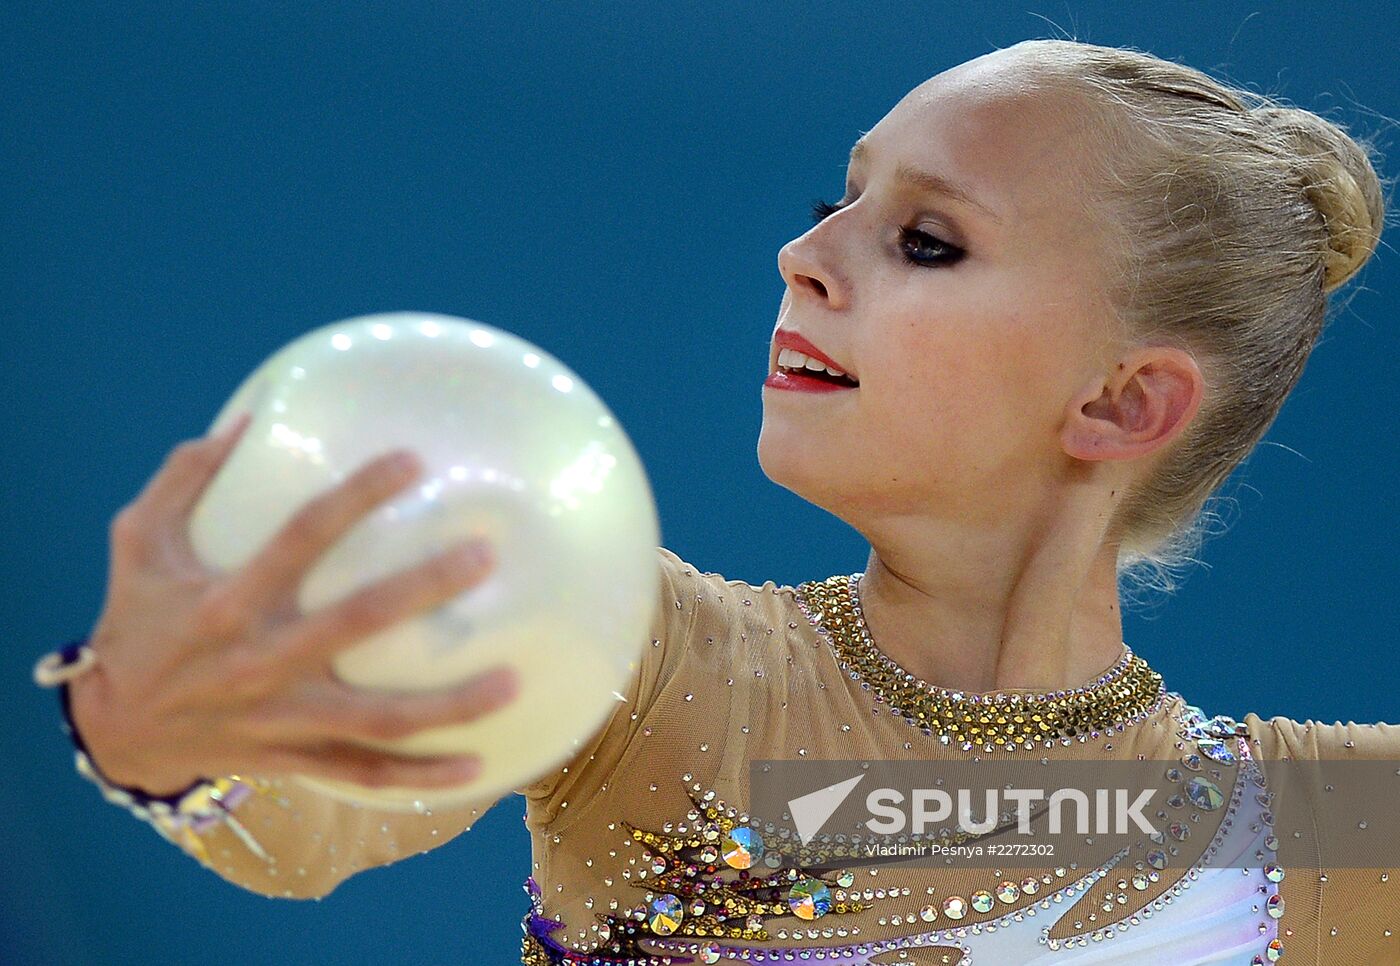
[[809, 198, 965, 267]]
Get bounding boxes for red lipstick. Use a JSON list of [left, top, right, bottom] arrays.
[[764, 327, 859, 394], [772, 329, 853, 377]]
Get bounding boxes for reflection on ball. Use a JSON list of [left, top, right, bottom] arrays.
[[187, 311, 661, 810]]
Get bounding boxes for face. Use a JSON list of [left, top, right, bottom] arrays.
[[758, 49, 1129, 529]]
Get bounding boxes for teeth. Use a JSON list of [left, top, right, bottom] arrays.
[[778, 347, 853, 380]]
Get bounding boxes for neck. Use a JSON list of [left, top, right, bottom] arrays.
[[853, 487, 1126, 695]]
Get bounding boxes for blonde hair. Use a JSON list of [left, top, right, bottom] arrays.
[[1003, 38, 1394, 599]]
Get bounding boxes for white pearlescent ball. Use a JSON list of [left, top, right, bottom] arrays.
[[187, 311, 660, 810]]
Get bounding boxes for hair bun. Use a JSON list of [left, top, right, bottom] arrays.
[[1254, 106, 1385, 292]]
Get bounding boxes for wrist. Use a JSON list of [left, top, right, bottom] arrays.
[[36, 637, 272, 864], [66, 670, 199, 798]]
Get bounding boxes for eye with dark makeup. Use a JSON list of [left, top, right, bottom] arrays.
[[809, 198, 966, 268]]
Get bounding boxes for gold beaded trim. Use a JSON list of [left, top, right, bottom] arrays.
[[795, 572, 1166, 752]]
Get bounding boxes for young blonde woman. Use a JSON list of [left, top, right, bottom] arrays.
[[38, 38, 1397, 965]]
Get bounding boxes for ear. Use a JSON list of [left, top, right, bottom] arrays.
[[1061, 346, 1205, 463]]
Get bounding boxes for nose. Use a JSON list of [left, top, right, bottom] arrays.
[[778, 234, 845, 308]]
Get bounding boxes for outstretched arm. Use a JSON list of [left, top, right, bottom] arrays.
[[1245, 714, 1399, 960], [50, 418, 515, 899]]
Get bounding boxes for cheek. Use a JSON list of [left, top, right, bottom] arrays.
[[862, 328, 1049, 474], [868, 329, 1000, 424]]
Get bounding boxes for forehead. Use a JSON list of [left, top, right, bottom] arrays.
[[858, 59, 1106, 229]]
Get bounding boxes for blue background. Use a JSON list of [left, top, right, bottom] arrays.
[[4, 3, 1397, 964]]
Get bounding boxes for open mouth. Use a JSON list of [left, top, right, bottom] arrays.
[[771, 328, 860, 389], [778, 365, 860, 388]]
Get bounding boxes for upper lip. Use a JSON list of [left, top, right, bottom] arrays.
[[772, 328, 858, 382]]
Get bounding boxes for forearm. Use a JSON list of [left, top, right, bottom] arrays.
[[148, 772, 490, 900], [60, 662, 491, 900]]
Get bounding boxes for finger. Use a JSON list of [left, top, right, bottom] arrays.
[[220, 449, 427, 616], [266, 538, 493, 673], [124, 413, 253, 553], [242, 666, 518, 744], [255, 742, 484, 790]]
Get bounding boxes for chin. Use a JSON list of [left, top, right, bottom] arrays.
[[757, 423, 806, 486], [756, 428, 851, 511]]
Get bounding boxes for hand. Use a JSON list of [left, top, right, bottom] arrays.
[[68, 414, 517, 797]]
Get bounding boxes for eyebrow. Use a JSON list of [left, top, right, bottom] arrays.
[[848, 137, 1003, 225]]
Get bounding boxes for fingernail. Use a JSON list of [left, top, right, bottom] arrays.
[[488, 665, 517, 693], [390, 451, 422, 477], [448, 538, 490, 566], [216, 412, 251, 440]]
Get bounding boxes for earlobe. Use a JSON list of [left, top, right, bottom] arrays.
[[1061, 348, 1204, 463]]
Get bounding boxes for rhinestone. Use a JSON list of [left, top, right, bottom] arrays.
[[788, 878, 831, 920], [996, 881, 1020, 903], [791, 576, 1163, 748], [1264, 864, 1285, 883], [1180, 753, 1203, 771], [1147, 850, 1168, 870], [836, 870, 856, 888], [647, 894, 683, 935], [1131, 874, 1149, 891], [722, 828, 763, 869], [943, 896, 968, 920], [1168, 822, 1191, 841], [1267, 895, 1284, 919], [698, 942, 721, 964], [1197, 738, 1236, 764], [970, 890, 994, 913], [1020, 876, 1040, 895], [1184, 777, 1225, 811], [1266, 938, 1283, 961], [920, 904, 937, 922]]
